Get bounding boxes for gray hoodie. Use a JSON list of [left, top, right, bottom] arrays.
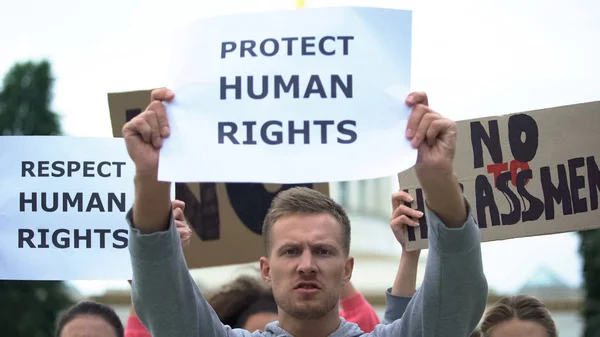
[[127, 201, 488, 337], [241, 318, 393, 336]]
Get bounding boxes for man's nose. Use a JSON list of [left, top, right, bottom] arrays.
[[297, 250, 318, 274]]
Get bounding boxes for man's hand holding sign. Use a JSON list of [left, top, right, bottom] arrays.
[[122, 89, 175, 235], [405, 92, 467, 229]]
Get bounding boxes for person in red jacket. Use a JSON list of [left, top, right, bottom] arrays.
[[125, 190, 421, 335]]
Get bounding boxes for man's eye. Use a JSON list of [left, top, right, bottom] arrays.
[[284, 248, 297, 255], [318, 249, 330, 255]]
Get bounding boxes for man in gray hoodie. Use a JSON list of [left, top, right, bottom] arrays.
[[122, 88, 488, 337]]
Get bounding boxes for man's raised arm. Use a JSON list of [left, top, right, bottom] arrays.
[[122, 88, 174, 234], [370, 92, 488, 337], [122, 88, 245, 337]]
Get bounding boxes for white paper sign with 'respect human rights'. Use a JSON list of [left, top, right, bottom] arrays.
[[158, 6, 415, 184], [0, 136, 174, 281]]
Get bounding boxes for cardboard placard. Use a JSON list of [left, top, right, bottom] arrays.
[[107, 90, 330, 268], [398, 101, 600, 250]]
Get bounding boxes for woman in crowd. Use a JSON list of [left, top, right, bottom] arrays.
[[207, 273, 277, 331], [56, 300, 124, 337], [471, 295, 558, 337]]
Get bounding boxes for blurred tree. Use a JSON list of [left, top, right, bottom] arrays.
[[0, 60, 74, 336], [0, 281, 75, 337], [580, 229, 600, 337], [0, 60, 61, 135]]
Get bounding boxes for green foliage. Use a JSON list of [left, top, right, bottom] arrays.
[[0, 59, 61, 135], [0, 281, 75, 337], [580, 229, 600, 337], [0, 60, 73, 336]]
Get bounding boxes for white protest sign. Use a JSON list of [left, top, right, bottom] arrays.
[[0, 136, 174, 280], [158, 6, 415, 184]]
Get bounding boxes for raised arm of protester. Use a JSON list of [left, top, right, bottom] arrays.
[[369, 92, 488, 336], [124, 199, 191, 337], [381, 190, 422, 324], [123, 88, 487, 337], [344, 189, 425, 329]]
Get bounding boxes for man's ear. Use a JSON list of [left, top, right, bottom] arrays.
[[259, 256, 271, 284], [343, 256, 354, 284]]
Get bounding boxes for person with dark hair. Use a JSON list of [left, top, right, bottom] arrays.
[[477, 295, 557, 337], [123, 88, 488, 336], [56, 300, 124, 337], [207, 274, 278, 331]]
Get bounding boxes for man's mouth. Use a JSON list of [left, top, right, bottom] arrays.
[[294, 282, 321, 290]]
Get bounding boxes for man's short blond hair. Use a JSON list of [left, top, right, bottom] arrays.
[[262, 187, 351, 257]]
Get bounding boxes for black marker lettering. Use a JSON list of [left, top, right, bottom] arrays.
[[508, 114, 539, 163], [516, 170, 544, 222], [240, 40, 257, 57], [568, 157, 587, 213], [18, 229, 35, 248], [243, 121, 258, 145], [22, 161, 35, 177], [274, 75, 299, 98], [471, 120, 503, 169], [318, 36, 336, 55], [260, 38, 279, 56], [495, 171, 521, 225], [220, 76, 241, 100], [218, 122, 240, 144], [262, 121, 283, 145], [540, 165, 573, 220], [588, 156, 600, 210], [221, 41, 237, 58], [113, 229, 128, 249], [301, 36, 316, 55], [52, 229, 70, 249], [247, 76, 268, 99], [38, 161, 50, 177], [337, 120, 357, 144], [313, 120, 335, 144], [475, 175, 500, 228]]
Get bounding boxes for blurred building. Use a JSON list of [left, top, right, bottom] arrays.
[[329, 176, 398, 221], [516, 265, 583, 306]]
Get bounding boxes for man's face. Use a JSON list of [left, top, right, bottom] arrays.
[[260, 213, 353, 320]]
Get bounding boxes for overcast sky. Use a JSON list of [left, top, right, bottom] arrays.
[[1, 0, 598, 295]]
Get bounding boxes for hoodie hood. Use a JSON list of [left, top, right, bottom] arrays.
[[262, 318, 365, 337]]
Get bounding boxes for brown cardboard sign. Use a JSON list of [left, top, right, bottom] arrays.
[[107, 90, 330, 268], [398, 101, 600, 251]]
